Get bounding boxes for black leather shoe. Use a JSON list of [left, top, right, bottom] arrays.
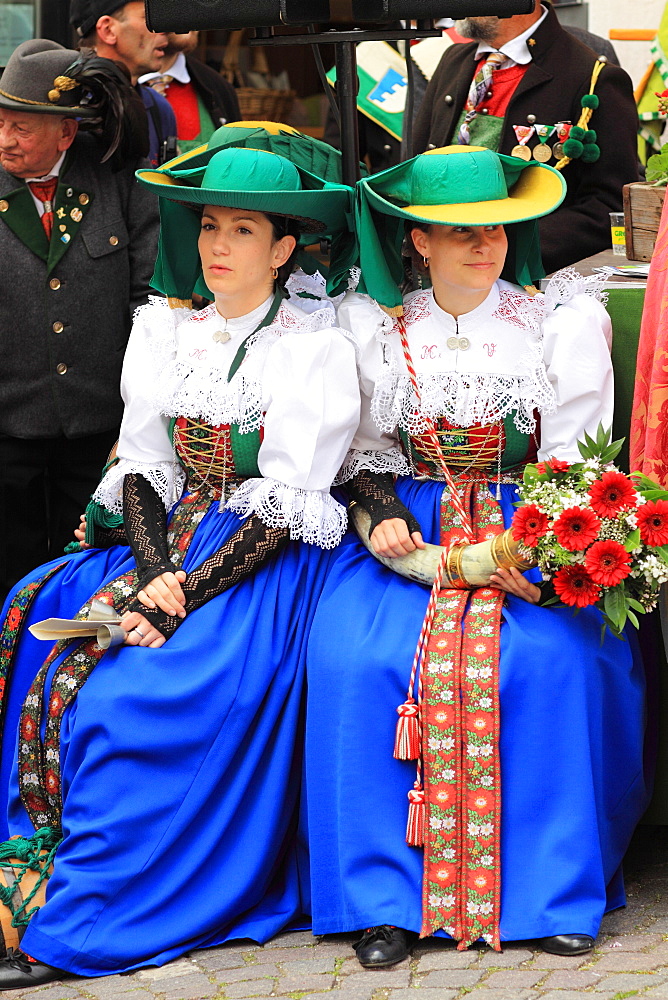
[[353, 925, 413, 968], [541, 934, 595, 956], [0, 949, 68, 990]]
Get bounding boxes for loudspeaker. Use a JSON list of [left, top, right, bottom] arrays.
[[145, 0, 535, 32]]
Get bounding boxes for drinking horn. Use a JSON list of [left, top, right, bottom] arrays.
[[349, 504, 536, 588]]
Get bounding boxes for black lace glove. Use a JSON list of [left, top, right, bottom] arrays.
[[345, 470, 422, 539], [89, 522, 127, 549], [123, 472, 177, 592], [127, 514, 290, 639]]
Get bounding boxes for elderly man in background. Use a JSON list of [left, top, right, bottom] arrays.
[[140, 31, 240, 155], [413, 0, 639, 273], [0, 39, 159, 599], [70, 0, 176, 164]]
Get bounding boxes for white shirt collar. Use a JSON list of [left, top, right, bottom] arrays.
[[428, 283, 501, 331], [139, 52, 190, 86], [474, 4, 548, 67], [24, 150, 66, 185]]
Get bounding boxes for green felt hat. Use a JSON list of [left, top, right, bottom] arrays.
[[356, 145, 567, 314], [137, 141, 355, 304], [160, 119, 360, 188]]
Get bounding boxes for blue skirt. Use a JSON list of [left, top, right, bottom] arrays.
[[305, 477, 650, 942], [0, 500, 324, 975]]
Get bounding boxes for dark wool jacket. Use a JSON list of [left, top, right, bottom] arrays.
[[0, 134, 159, 440], [413, 4, 639, 273], [185, 56, 241, 129]]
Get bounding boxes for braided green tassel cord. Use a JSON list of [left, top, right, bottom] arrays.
[[0, 827, 62, 928]]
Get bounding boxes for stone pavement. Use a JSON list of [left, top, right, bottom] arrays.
[[6, 826, 668, 1000]]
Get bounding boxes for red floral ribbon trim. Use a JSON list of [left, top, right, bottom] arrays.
[[19, 492, 210, 830], [0, 562, 70, 735], [420, 483, 505, 949]]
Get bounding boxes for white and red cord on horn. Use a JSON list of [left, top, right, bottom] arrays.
[[395, 316, 475, 846]]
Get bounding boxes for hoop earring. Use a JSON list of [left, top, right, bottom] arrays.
[[271, 266, 279, 280], [423, 256, 430, 268]]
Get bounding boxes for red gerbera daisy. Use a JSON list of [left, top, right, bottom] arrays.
[[553, 506, 600, 551], [585, 539, 632, 587], [637, 499, 668, 547], [588, 471, 637, 517], [546, 457, 570, 474], [553, 565, 601, 608], [511, 504, 549, 547]]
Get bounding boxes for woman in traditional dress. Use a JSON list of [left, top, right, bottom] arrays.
[[0, 144, 359, 987], [305, 146, 649, 966]]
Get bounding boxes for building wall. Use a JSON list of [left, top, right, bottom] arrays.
[[586, 0, 665, 88]]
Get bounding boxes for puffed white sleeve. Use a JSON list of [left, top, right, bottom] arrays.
[[538, 292, 614, 463], [334, 291, 410, 482], [91, 301, 187, 515], [225, 324, 360, 548]]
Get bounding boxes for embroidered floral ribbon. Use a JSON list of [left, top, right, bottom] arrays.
[[18, 491, 211, 830], [403, 481, 506, 949], [0, 562, 70, 731]]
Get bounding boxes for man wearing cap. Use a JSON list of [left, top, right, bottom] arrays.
[[71, 0, 176, 165], [0, 39, 159, 599], [413, 0, 639, 273]]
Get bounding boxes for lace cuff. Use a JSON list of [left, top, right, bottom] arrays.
[[225, 477, 348, 549], [543, 266, 607, 311], [92, 458, 185, 516], [334, 448, 410, 485]]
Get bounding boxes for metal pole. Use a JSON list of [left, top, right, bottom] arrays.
[[335, 40, 361, 187]]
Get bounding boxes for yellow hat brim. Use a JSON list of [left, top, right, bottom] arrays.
[[402, 161, 566, 226]]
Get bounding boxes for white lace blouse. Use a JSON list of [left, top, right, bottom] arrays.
[[93, 290, 360, 549], [336, 269, 613, 481]]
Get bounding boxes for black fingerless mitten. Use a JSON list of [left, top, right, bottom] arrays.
[[123, 472, 177, 592], [127, 514, 290, 639], [91, 522, 128, 549], [345, 470, 422, 539]]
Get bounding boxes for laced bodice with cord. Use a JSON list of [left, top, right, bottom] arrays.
[[88, 284, 359, 638]]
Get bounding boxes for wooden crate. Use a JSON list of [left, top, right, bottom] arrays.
[[623, 182, 667, 261]]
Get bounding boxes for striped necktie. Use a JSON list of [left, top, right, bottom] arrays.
[[457, 51, 508, 145], [27, 176, 58, 240], [148, 74, 174, 96]]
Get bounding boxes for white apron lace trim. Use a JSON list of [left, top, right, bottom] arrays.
[[226, 478, 348, 549]]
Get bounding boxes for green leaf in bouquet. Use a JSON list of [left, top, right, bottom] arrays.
[[522, 465, 542, 486], [600, 439, 624, 464], [639, 489, 668, 501], [630, 472, 668, 501], [627, 597, 646, 614], [624, 529, 641, 552], [595, 422, 610, 450], [627, 609, 640, 629], [657, 544, 668, 565], [578, 429, 598, 460], [604, 586, 628, 632], [646, 148, 668, 185]]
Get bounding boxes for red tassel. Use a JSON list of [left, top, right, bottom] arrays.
[[394, 698, 420, 760], [406, 781, 425, 846]]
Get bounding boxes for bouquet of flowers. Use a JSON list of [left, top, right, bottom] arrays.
[[511, 425, 668, 636]]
